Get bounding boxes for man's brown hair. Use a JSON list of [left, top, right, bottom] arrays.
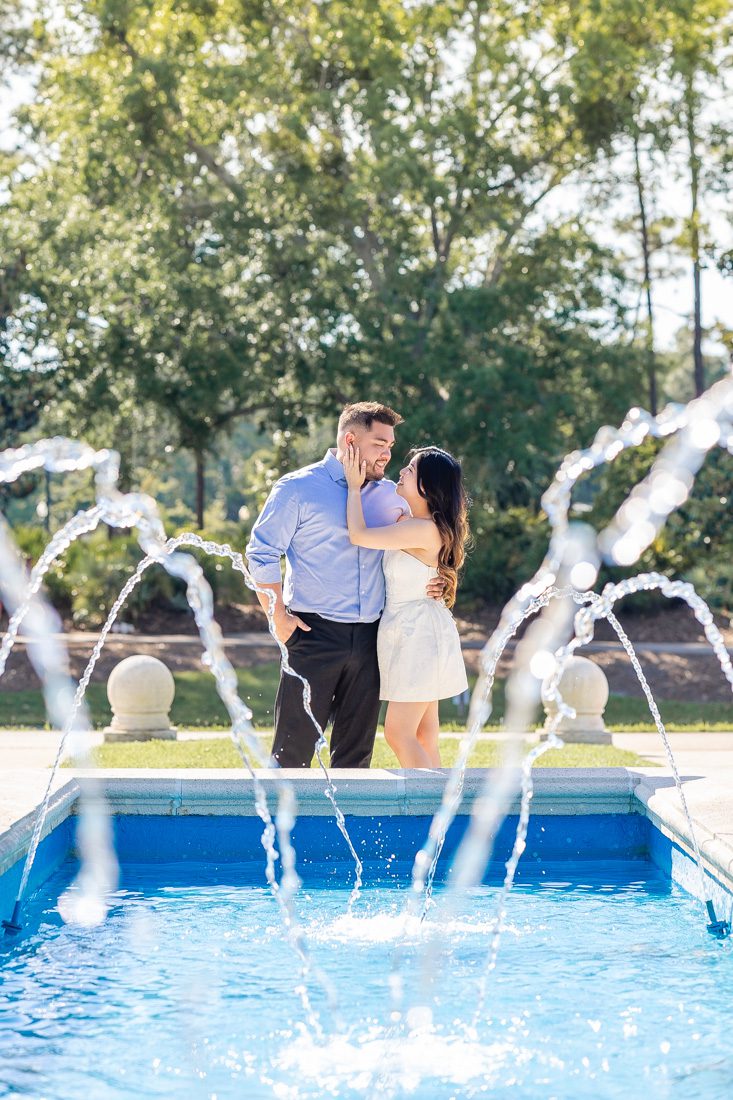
[[338, 401, 404, 435]]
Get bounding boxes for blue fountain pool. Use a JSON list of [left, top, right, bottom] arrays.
[[1, 813, 731, 1098]]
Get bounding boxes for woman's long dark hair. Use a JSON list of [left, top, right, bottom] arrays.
[[410, 446, 471, 608]]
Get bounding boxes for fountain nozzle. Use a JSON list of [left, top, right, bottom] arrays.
[[705, 900, 731, 939], [2, 901, 22, 935]]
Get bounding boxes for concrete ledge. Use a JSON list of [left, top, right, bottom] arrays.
[[71, 767, 639, 818], [632, 772, 733, 901], [401, 768, 638, 815], [0, 778, 79, 878], [3, 770, 732, 904]]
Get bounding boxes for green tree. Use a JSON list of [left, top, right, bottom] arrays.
[[2, 0, 661, 584], [0, 242, 54, 511], [2, 1, 289, 525], [666, 0, 733, 395]]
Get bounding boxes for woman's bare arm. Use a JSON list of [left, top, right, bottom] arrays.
[[348, 510, 439, 550], [344, 444, 440, 551]]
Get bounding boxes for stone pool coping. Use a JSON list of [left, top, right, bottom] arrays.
[[2, 768, 732, 902]]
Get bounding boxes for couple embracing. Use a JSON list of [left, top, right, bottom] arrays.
[[245, 402, 470, 769]]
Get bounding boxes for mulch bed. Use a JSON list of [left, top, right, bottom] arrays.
[[461, 649, 733, 705], [457, 596, 733, 704], [2, 597, 732, 704]]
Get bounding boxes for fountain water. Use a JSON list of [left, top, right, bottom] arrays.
[[368, 386, 733, 1085], [472, 583, 733, 1023], [408, 378, 733, 969], [0, 439, 361, 1033], [1, 378, 732, 1095], [1, 519, 364, 913], [417, 573, 731, 959]]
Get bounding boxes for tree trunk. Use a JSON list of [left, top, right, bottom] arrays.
[[195, 450, 205, 530], [685, 76, 705, 397], [633, 131, 658, 415]]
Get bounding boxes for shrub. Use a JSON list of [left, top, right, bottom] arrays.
[[459, 505, 549, 606], [14, 525, 174, 627], [686, 556, 733, 624], [170, 522, 253, 605]]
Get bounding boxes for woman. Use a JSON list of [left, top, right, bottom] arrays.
[[344, 443, 470, 768]]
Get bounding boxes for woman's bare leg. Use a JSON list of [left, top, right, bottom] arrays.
[[384, 701, 433, 768], [416, 701, 441, 767]]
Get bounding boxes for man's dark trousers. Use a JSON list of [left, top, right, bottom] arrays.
[[272, 612, 381, 768]]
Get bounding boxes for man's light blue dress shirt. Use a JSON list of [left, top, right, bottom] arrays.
[[245, 449, 408, 622]]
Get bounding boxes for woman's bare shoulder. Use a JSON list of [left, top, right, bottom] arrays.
[[414, 516, 443, 545]]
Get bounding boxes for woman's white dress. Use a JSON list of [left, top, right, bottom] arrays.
[[378, 549, 468, 702]]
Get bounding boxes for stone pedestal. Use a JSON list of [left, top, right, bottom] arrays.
[[542, 655, 611, 744], [103, 655, 178, 742]]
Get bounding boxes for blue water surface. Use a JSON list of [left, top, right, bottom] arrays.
[[1, 858, 731, 1099]]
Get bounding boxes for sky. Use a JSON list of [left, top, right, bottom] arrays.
[[543, 160, 731, 356]]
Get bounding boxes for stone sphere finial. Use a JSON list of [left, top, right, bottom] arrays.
[[104, 654, 177, 742], [542, 655, 611, 744]]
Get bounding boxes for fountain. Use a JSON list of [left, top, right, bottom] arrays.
[[410, 379, 733, 941], [0, 440, 361, 1033], [1, 380, 732, 1097]]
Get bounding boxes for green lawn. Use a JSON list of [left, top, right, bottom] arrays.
[[0, 666, 283, 730], [85, 736, 656, 770], [3, 661, 731, 732]]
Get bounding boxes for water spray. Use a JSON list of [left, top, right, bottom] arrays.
[[403, 378, 733, 1011]]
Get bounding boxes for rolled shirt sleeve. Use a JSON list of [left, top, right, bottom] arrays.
[[245, 480, 300, 586], [245, 451, 409, 621]]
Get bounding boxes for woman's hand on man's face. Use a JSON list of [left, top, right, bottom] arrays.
[[344, 443, 367, 489]]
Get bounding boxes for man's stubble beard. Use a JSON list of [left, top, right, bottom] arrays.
[[363, 463, 386, 483]]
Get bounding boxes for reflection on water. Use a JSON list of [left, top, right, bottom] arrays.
[[1, 865, 730, 1100]]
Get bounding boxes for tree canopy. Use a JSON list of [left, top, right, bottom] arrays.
[[1, 0, 731, 605]]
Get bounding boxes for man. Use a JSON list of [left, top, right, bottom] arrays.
[[246, 401, 410, 768]]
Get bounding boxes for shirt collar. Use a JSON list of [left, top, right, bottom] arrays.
[[323, 448, 347, 484], [323, 448, 396, 495]]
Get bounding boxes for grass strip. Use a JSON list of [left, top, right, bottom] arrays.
[[82, 737, 656, 770], [4, 661, 731, 732]]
